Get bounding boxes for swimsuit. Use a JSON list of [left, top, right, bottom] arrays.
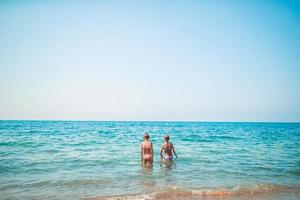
[[163, 143, 173, 161], [142, 142, 153, 162], [164, 155, 173, 161]]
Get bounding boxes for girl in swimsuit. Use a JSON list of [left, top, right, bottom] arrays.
[[160, 135, 177, 161], [141, 133, 153, 166]]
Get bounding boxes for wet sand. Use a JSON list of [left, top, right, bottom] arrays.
[[84, 184, 300, 200]]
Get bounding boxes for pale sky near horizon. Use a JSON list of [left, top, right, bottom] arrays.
[[0, 0, 299, 122]]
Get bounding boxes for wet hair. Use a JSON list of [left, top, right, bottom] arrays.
[[164, 135, 170, 141], [144, 133, 149, 140]]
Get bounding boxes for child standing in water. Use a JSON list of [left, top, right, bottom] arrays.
[[160, 135, 177, 161], [141, 133, 153, 166]]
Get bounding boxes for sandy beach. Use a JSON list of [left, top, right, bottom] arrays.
[[84, 184, 300, 200]]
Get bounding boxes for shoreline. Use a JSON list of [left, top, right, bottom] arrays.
[[84, 184, 300, 200]]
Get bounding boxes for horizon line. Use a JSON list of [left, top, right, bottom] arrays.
[[0, 119, 299, 123]]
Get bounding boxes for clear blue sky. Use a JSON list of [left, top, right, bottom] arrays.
[[0, 0, 299, 121]]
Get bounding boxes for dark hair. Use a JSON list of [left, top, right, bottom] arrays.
[[144, 133, 149, 139], [164, 135, 169, 141]]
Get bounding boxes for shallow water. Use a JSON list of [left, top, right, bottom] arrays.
[[0, 121, 299, 199]]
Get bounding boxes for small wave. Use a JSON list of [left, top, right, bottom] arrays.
[[65, 179, 112, 187], [84, 184, 300, 200], [1, 179, 112, 191], [288, 169, 300, 176], [0, 141, 18, 146]]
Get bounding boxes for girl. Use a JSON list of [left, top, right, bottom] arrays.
[[160, 135, 177, 161], [141, 133, 153, 166]]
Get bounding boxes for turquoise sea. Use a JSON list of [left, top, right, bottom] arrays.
[[0, 121, 299, 200]]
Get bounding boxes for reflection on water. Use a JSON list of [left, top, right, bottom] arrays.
[[141, 163, 154, 170], [138, 165, 156, 193], [141, 164, 153, 174], [138, 159, 178, 192], [160, 158, 176, 170], [158, 159, 177, 184]]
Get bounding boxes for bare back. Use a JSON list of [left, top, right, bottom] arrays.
[[141, 141, 153, 165], [142, 141, 153, 154], [162, 142, 173, 157]]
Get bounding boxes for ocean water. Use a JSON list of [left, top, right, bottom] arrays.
[[0, 121, 299, 200]]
